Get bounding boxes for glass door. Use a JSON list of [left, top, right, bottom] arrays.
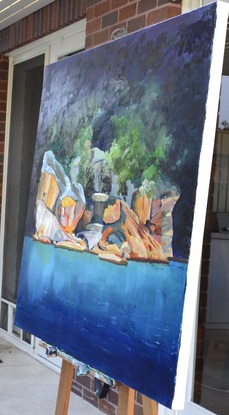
[[0, 54, 44, 348], [174, 76, 229, 415], [192, 77, 229, 415]]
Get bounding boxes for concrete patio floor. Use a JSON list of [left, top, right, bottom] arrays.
[[0, 337, 103, 415]]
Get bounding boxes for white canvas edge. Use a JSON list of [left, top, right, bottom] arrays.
[[172, 1, 229, 409]]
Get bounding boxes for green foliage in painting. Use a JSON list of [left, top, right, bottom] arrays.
[[106, 112, 169, 196]]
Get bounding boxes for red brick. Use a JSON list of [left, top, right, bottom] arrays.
[[0, 60, 8, 70], [85, 34, 93, 49], [195, 355, 204, 373], [82, 388, 98, 407], [201, 258, 210, 274], [198, 307, 207, 325], [111, 0, 128, 9], [99, 398, 116, 415], [0, 123, 5, 133], [107, 387, 119, 405], [0, 55, 8, 63], [87, 6, 94, 20], [134, 402, 144, 415], [138, 0, 157, 14], [196, 339, 204, 357], [127, 14, 146, 32], [93, 28, 110, 45], [94, 0, 111, 17], [102, 11, 118, 28], [0, 102, 6, 112], [86, 17, 101, 34], [119, 4, 137, 21], [200, 275, 208, 292], [87, 0, 103, 6], [76, 375, 92, 388], [0, 81, 7, 92], [136, 391, 142, 404], [0, 133, 5, 143], [71, 380, 83, 397], [0, 91, 7, 102], [202, 242, 210, 258], [0, 113, 6, 122], [199, 292, 207, 308], [147, 5, 181, 25]]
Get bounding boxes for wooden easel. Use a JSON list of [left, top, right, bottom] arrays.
[[40, 342, 158, 415], [55, 359, 158, 415]]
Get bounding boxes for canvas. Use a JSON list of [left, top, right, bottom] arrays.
[[15, 2, 228, 409]]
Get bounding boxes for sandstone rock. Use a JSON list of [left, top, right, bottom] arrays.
[[33, 235, 51, 245], [99, 199, 167, 262], [151, 191, 179, 258], [42, 150, 70, 193], [103, 199, 121, 224], [34, 199, 86, 248], [120, 241, 131, 259], [37, 172, 60, 211], [98, 225, 113, 250], [82, 210, 92, 228], [98, 253, 127, 266], [34, 200, 72, 242], [131, 191, 152, 224], [106, 243, 121, 256], [34, 150, 170, 264], [39, 151, 86, 234], [57, 192, 85, 233], [54, 240, 86, 252]]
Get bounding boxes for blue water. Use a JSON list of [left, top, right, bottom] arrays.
[[15, 236, 187, 408]]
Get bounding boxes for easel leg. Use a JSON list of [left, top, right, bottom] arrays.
[[117, 385, 135, 415], [142, 395, 158, 415], [55, 360, 75, 415]]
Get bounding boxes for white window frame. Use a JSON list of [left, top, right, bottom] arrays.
[[182, 0, 229, 13], [166, 2, 229, 415]]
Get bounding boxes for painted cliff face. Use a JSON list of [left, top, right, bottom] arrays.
[[33, 149, 176, 264], [15, 2, 224, 409]]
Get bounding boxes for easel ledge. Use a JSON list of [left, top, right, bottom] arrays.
[[40, 341, 158, 415]]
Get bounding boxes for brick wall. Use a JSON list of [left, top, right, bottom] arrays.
[[0, 55, 8, 214], [85, 0, 182, 49], [0, 0, 182, 54], [72, 375, 144, 415]]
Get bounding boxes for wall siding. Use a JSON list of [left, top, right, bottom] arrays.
[[0, 0, 86, 54]]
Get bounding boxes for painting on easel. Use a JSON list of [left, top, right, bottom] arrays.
[[15, 2, 228, 409]]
